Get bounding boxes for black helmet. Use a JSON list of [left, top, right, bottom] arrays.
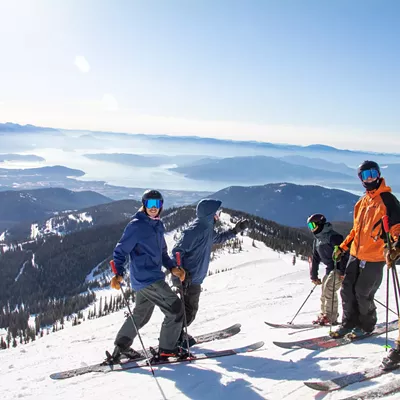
[[141, 189, 164, 216], [357, 160, 381, 191], [357, 160, 380, 179], [142, 189, 163, 203], [307, 213, 326, 233]]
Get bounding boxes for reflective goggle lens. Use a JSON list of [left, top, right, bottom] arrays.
[[360, 169, 379, 181], [307, 221, 317, 231], [144, 199, 163, 209]]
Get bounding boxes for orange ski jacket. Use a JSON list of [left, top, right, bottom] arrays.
[[340, 179, 400, 262]]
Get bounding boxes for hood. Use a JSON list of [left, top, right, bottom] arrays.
[[196, 199, 222, 221], [314, 222, 334, 245]]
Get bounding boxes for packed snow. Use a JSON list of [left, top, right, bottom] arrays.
[[1, 225, 400, 399]]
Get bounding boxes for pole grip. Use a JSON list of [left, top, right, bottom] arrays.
[[110, 260, 118, 274], [383, 215, 390, 234], [176, 252, 181, 267]]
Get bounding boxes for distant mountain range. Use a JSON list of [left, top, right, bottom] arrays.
[[208, 182, 359, 227], [0, 154, 45, 162], [0, 188, 112, 233], [171, 155, 356, 185], [0, 122, 62, 134], [84, 153, 216, 167]]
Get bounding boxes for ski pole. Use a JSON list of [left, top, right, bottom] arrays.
[[382, 216, 392, 350], [110, 260, 155, 375], [329, 247, 339, 334], [392, 265, 400, 316], [375, 298, 399, 316], [175, 252, 191, 358], [119, 284, 156, 375], [288, 285, 317, 325]]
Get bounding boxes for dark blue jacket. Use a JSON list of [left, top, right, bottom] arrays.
[[171, 199, 236, 285], [113, 211, 175, 291], [310, 223, 348, 280]]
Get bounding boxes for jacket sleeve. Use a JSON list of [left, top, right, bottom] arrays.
[[162, 237, 175, 270], [331, 233, 347, 275], [310, 241, 320, 280], [381, 192, 400, 243], [113, 222, 137, 276], [213, 229, 236, 244], [171, 227, 200, 266], [340, 200, 361, 251]]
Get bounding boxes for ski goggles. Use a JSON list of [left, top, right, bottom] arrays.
[[144, 199, 163, 209], [307, 221, 318, 231], [360, 168, 380, 181]]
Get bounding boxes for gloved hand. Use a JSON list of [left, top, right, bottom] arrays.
[[233, 219, 249, 234], [332, 246, 343, 261], [311, 278, 322, 285], [171, 267, 186, 282], [384, 243, 400, 268], [111, 275, 124, 290]]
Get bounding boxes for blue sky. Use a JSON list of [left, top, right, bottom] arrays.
[[0, 0, 399, 151]]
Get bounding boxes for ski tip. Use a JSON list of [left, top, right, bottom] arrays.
[[304, 381, 330, 391], [272, 341, 297, 349]]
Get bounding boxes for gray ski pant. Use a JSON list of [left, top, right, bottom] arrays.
[[114, 279, 184, 351], [320, 270, 342, 323]]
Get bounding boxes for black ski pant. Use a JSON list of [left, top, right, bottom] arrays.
[[114, 279, 184, 351], [183, 283, 202, 327], [340, 255, 384, 332]]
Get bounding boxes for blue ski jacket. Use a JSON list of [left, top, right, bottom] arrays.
[[113, 211, 175, 291], [171, 199, 236, 285]]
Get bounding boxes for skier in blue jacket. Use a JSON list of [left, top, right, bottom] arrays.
[[109, 189, 186, 363], [171, 198, 249, 346]]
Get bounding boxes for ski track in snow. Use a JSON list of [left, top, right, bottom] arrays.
[[2, 235, 400, 399]]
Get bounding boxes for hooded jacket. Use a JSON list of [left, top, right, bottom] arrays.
[[171, 199, 236, 285], [310, 222, 347, 280], [340, 178, 400, 262], [113, 211, 175, 291]]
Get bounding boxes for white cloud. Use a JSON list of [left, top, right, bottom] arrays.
[[101, 94, 118, 111], [74, 55, 90, 73]]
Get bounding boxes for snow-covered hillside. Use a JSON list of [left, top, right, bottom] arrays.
[[1, 224, 400, 399]]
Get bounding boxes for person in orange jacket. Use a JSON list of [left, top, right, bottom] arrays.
[[330, 160, 400, 339]]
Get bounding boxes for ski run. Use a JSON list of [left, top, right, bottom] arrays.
[[2, 229, 400, 399]]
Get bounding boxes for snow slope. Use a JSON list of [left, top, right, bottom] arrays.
[[1, 235, 400, 399]]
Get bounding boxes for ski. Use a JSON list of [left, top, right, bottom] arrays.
[[339, 379, 400, 400], [50, 340, 263, 380], [265, 321, 322, 329], [273, 320, 398, 350], [49, 323, 241, 380], [304, 365, 399, 391]]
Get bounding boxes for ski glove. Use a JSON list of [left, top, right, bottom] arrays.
[[332, 246, 343, 261], [233, 219, 249, 234], [311, 278, 322, 285], [171, 267, 186, 282], [111, 275, 124, 290], [385, 244, 400, 268]]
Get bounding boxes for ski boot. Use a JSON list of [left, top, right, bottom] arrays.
[[150, 346, 192, 364], [347, 327, 373, 340], [381, 347, 400, 371], [329, 325, 353, 338], [178, 332, 197, 349], [103, 345, 142, 365], [312, 314, 325, 325]]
